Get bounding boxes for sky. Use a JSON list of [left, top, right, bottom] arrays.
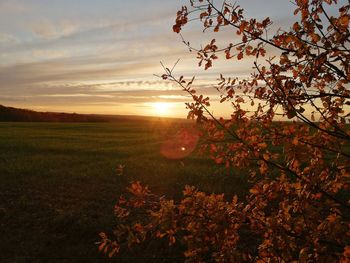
[[0, 0, 297, 118]]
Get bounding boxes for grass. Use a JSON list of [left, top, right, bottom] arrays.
[[0, 119, 249, 263]]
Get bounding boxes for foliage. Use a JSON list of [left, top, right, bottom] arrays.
[[100, 0, 350, 261]]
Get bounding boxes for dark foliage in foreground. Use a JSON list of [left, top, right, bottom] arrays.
[[100, 0, 350, 262]]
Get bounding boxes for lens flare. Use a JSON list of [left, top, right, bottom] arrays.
[[160, 127, 200, 159]]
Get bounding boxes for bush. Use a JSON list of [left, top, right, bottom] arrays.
[[99, 0, 350, 261]]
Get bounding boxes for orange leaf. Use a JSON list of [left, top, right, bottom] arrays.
[[250, 188, 259, 194]]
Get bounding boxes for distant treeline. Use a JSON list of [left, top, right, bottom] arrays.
[[0, 105, 184, 123], [0, 105, 108, 122]]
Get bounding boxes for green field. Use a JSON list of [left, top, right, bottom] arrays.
[[0, 120, 248, 262]]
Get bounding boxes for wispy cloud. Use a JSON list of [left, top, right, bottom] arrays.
[[32, 20, 80, 40], [0, 0, 296, 117], [0, 0, 29, 14], [0, 33, 19, 45]]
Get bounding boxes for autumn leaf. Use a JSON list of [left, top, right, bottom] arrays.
[[100, 0, 350, 261]]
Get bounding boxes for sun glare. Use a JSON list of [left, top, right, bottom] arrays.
[[152, 102, 171, 116]]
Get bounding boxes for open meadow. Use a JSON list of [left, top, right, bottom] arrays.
[[0, 119, 249, 262]]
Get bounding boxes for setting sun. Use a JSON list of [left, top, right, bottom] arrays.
[[151, 102, 172, 116]]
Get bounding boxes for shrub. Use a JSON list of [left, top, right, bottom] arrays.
[[99, 0, 350, 261]]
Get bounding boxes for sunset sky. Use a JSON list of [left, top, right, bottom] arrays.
[[0, 0, 298, 118]]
